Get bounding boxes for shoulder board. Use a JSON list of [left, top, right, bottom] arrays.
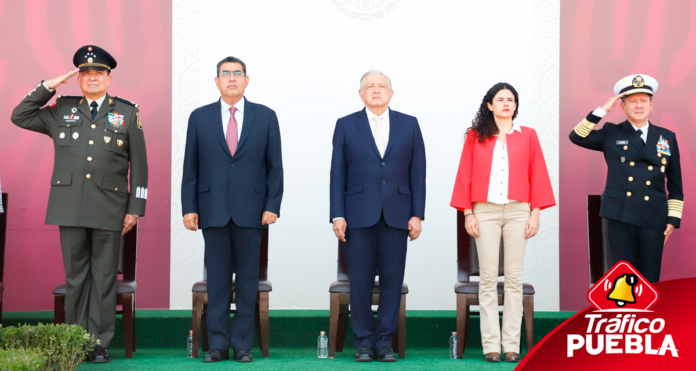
[[56, 95, 82, 100], [114, 96, 139, 108]]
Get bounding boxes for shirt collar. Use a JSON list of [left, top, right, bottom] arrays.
[[85, 94, 107, 109], [365, 107, 390, 123], [495, 122, 522, 135], [630, 122, 649, 133], [221, 97, 245, 114]]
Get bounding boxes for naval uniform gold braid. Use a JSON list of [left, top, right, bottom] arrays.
[[667, 199, 684, 219], [573, 119, 596, 138], [623, 88, 654, 96]]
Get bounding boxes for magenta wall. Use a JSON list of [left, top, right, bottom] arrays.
[[0, 0, 172, 311], [560, 0, 696, 310]]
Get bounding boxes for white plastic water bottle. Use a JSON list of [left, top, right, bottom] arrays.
[[449, 332, 457, 359], [187, 330, 193, 358], [317, 331, 328, 358]]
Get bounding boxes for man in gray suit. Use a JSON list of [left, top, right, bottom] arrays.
[[11, 45, 148, 363]]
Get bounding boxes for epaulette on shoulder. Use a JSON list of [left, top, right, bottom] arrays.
[[114, 96, 139, 108]]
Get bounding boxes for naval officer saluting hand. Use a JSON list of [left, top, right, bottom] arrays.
[[11, 45, 148, 363], [569, 74, 683, 283]]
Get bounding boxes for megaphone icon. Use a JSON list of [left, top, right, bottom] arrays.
[[607, 273, 638, 307]]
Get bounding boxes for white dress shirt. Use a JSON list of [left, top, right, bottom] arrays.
[[487, 123, 522, 205], [220, 97, 245, 141], [593, 106, 649, 142], [365, 107, 390, 149]]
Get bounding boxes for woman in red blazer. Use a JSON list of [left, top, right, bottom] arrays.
[[451, 83, 555, 363]]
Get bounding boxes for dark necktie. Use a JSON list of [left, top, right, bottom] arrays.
[[91, 101, 99, 120], [637, 129, 645, 146]]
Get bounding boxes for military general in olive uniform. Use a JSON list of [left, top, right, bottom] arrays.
[[569, 74, 683, 283], [11, 45, 148, 363]]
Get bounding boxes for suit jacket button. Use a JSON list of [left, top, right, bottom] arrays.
[[89, 140, 94, 145], [628, 177, 633, 181], [630, 162, 635, 166], [646, 181, 651, 186], [644, 196, 649, 201], [231, 164, 235, 167], [86, 174, 91, 179], [382, 162, 385, 165], [91, 124, 96, 129], [382, 180, 386, 184], [627, 192, 632, 197], [648, 166, 653, 170]]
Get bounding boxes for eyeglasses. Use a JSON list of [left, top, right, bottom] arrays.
[[220, 70, 244, 78]]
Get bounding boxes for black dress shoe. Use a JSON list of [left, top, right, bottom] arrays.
[[375, 346, 397, 362], [203, 349, 229, 362], [90, 346, 111, 363], [354, 345, 373, 362], [234, 349, 253, 362]]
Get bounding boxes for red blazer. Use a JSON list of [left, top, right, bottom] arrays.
[[451, 126, 555, 211]]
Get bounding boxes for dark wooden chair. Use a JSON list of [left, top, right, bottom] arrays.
[[588, 195, 612, 286], [0, 193, 7, 323], [53, 225, 138, 358], [191, 229, 271, 358], [328, 240, 408, 359], [454, 210, 535, 358]]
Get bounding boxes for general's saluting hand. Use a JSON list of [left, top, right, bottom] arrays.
[[601, 92, 626, 114], [45, 68, 80, 90]]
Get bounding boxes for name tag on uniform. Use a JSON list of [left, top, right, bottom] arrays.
[[616, 140, 629, 145], [63, 114, 80, 123]]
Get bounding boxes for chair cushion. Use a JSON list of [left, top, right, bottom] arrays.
[[329, 280, 409, 294], [191, 280, 272, 293], [53, 280, 137, 295], [454, 281, 535, 295]]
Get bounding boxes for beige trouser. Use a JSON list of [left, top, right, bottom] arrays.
[[473, 201, 530, 354]]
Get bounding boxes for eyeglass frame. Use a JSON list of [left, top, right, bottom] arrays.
[[219, 70, 245, 78]]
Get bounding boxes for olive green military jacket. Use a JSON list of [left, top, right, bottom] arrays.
[[11, 82, 148, 231]]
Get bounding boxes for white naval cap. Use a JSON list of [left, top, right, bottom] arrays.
[[613, 74, 658, 96]]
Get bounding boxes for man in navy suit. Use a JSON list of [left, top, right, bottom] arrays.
[[181, 56, 283, 363], [330, 70, 426, 362]]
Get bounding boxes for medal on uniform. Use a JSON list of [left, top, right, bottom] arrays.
[[656, 136, 671, 156], [117, 140, 123, 147], [107, 112, 124, 128], [621, 157, 625, 163], [59, 132, 65, 139], [72, 132, 79, 140], [104, 136, 111, 143]]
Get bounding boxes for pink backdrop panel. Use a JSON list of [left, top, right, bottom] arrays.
[[0, 0, 172, 311], [561, 0, 696, 310]]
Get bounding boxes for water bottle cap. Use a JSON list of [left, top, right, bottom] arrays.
[[320, 331, 325, 334], [452, 332, 456, 335]]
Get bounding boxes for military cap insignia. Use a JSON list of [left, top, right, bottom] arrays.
[[137, 112, 143, 130], [115, 96, 139, 107], [107, 112, 125, 128], [632, 75, 644, 87]]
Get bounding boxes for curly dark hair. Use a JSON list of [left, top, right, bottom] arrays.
[[466, 83, 519, 144]]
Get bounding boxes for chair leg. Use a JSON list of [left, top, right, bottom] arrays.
[[329, 293, 340, 359], [397, 294, 406, 359], [456, 294, 466, 359], [202, 304, 209, 352], [192, 292, 204, 358], [54, 295, 65, 324], [132, 298, 137, 352], [523, 294, 535, 352], [122, 294, 133, 359], [258, 292, 270, 358], [335, 303, 349, 352]]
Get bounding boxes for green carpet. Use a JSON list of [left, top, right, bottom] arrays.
[[77, 347, 524, 371], [3, 310, 574, 349]]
